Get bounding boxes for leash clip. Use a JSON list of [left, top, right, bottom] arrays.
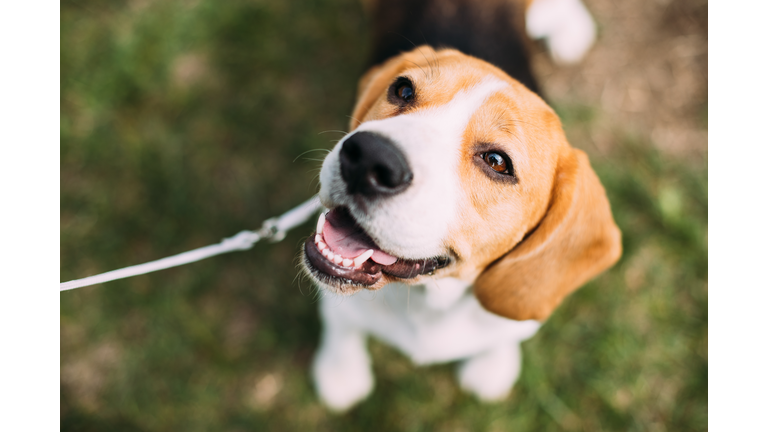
[[258, 217, 286, 243]]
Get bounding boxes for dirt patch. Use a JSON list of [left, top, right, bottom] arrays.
[[61, 339, 123, 412]]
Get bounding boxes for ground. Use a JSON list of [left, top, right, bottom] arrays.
[[61, 0, 707, 430]]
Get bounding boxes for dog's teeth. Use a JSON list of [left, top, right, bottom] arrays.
[[342, 258, 353, 267], [315, 234, 321, 244], [318, 241, 327, 250], [353, 249, 374, 268], [322, 249, 331, 258], [316, 212, 325, 235], [333, 255, 343, 265]]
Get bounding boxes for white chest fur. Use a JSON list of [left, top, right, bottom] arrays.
[[319, 278, 540, 364], [313, 278, 541, 410]]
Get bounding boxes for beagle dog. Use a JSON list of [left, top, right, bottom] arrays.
[[301, 0, 621, 411]]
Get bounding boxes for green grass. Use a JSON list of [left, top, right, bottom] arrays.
[[61, 1, 707, 430]]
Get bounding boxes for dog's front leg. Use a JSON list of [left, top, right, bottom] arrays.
[[457, 342, 523, 402], [312, 302, 374, 411]]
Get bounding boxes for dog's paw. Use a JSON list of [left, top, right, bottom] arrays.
[[526, 0, 597, 65], [311, 334, 374, 412], [457, 344, 521, 402]]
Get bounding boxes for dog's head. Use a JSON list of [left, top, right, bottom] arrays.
[[302, 47, 621, 321]]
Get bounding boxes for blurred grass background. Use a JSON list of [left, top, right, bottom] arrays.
[[60, 0, 707, 430]]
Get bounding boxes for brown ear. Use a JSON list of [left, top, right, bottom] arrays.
[[473, 148, 622, 321], [348, 57, 401, 130]]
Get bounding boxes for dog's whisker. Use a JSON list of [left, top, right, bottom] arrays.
[[408, 31, 435, 78], [429, 275, 442, 291], [405, 60, 430, 81], [407, 285, 411, 313], [393, 31, 436, 81], [346, 114, 364, 126], [293, 148, 332, 163], [309, 171, 322, 189], [418, 29, 440, 80]]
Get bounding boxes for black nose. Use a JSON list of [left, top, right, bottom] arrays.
[[339, 131, 413, 198]]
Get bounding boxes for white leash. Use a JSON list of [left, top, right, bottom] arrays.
[[60, 195, 323, 291]]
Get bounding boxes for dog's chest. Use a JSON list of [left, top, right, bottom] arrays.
[[320, 278, 540, 365]]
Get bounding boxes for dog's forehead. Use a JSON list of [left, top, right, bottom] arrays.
[[373, 55, 545, 139], [409, 77, 510, 136], [403, 56, 511, 111], [353, 49, 546, 133]]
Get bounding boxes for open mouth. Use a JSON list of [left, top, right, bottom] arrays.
[[303, 207, 450, 290]]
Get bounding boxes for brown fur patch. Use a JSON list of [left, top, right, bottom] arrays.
[[472, 148, 622, 321]]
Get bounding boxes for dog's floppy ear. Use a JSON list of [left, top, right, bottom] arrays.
[[348, 57, 399, 130], [473, 147, 622, 322]]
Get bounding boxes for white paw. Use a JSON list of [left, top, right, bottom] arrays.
[[526, 0, 597, 65], [457, 344, 521, 401], [311, 334, 374, 411]]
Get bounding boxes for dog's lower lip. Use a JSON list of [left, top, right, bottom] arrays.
[[304, 235, 383, 286]]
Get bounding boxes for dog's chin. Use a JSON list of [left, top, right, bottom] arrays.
[[301, 207, 452, 294]]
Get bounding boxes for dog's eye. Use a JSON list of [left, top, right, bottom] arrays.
[[482, 152, 510, 174], [396, 82, 414, 101], [389, 77, 416, 106], [476, 150, 517, 183]]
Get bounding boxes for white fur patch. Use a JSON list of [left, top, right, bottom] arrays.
[[312, 277, 540, 407], [312, 325, 374, 411], [526, 0, 597, 65], [318, 77, 508, 259], [458, 342, 522, 401], [317, 280, 541, 365], [423, 277, 472, 310]]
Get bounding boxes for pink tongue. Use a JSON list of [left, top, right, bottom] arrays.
[[322, 212, 398, 266]]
